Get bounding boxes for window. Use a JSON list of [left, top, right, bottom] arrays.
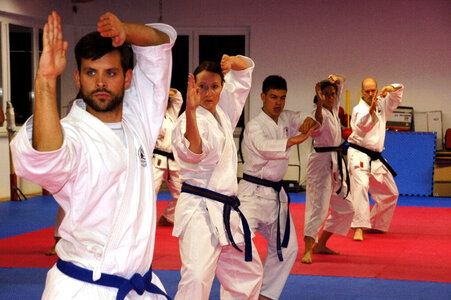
[[0, 13, 45, 129], [171, 28, 250, 125], [9, 24, 33, 124]]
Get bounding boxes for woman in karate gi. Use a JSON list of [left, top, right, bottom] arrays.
[[172, 55, 263, 299], [302, 75, 355, 264]]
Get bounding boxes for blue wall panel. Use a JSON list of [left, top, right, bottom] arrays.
[[384, 132, 436, 196]]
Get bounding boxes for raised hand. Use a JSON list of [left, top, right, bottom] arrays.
[[369, 89, 378, 116], [288, 122, 319, 148], [315, 82, 325, 105], [37, 11, 68, 79], [221, 54, 232, 75], [380, 85, 401, 98], [97, 12, 126, 47], [328, 74, 339, 85], [186, 73, 200, 112]]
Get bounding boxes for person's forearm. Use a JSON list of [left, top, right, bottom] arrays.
[[184, 110, 202, 154], [124, 22, 169, 46], [32, 75, 63, 151], [315, 104, 323, 124], [230, 56, 249, 71]]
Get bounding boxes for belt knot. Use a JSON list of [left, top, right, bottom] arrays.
[[231, 196, 240, 209], [129, 273, 146, 295]]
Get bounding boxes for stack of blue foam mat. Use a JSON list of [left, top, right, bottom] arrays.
[[384, 131, 436, 196]]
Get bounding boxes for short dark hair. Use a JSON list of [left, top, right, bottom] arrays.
[[313, 80, 338, 103], [193, 61, 224, 83], [75, 31, 131, 73], [262, 75, 287, 94], [319, 79, 337, 93]]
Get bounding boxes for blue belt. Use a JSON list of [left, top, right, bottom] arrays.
[[242, 173, 290, 262], [56, 258, 171, 300], [314, 145, 350, 198], [181, 182, 252, 262]]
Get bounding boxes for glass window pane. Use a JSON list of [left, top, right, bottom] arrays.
[[199, 35, 246, 127], [199, 35, 245, 63], [9, 24, 33, 125], [171, 35, 189, 114]]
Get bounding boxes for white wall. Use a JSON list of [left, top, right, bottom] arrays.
[[0, 0, 450, 198]]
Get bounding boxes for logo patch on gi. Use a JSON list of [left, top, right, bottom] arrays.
[[138, 146, 147, 167]]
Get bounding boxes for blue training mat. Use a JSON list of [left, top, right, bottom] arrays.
[[383, 131, 436, 196]]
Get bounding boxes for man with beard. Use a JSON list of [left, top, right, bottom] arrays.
[[10, 11, 176, 299]]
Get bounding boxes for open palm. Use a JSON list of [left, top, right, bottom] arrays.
[[38, 11, 68, 79]]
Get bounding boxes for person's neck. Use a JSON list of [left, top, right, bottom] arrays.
[[362, 98, 372, 106], [87, 106, 123, 123], [262, 108, 279, 124]]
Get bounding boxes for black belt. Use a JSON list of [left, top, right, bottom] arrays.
[[153, 149, 175, 161], [153, 149, 175, 181], [181, 182, 252, 262], [56, 259, 171, 300], [348, 143, 397, 177], [314, 145, 350, 197], [242, 173, 290, 262]]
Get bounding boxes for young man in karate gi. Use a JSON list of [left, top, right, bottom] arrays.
[[10, 11, 176, 299], [237, 75, 318, 300], [347, 78, 404, 241]]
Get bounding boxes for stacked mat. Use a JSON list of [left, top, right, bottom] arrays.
[[384, 131, 436, 196]]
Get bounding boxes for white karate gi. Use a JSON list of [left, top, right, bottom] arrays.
[[152, 90, 183, 223], [348, 85, 404, 231], [10, 23, 176, 300], [172, 56, 263, 300], [304, 84, 354, 241], [238, 109, 310, 299]]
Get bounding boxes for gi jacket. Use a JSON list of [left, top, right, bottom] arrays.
[[10, 24, 176, 285], [172, 56, 254, 247]]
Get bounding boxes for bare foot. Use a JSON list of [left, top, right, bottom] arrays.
[[158, 215, 173, 226], [45, 237, 61, 256], [313, 245, 339, 255], [45, 245, 56, 256], [353, 228, 363, 241], [301, 249, 313, 264]]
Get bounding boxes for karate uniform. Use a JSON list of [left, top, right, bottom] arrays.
[[238, 109, 309, 299], [10, 23, 176, 300], [172, 56, 263, 300], [304, 84, 354, 241], [348, 85, 404, 231], [152, 90, 183, 223]]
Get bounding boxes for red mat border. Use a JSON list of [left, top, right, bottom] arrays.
[[1, 203, 450, 283]]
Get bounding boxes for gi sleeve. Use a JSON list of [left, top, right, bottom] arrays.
[[10, 118, 80, 193], [286, 110, 311, 138], [351, 102, 377, 134], [171, 113, 212, 164], [245, 120, 289, 161], [381, 84, 404, 119], [167, 90, 183, 121], [125, 23, 177, 149], [218, 56, 255, 129]]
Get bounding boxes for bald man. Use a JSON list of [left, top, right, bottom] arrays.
[[347, 78, 404, 241]]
